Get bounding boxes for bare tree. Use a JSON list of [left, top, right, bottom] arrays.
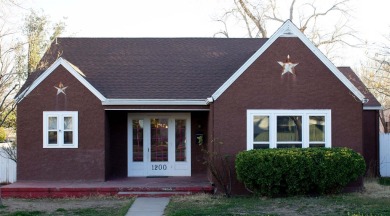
[[0, 141, 16, 162], [360, 40, 390, 107], [0, 5, 66, 163], [0, 29, 24, 165], [359, 33, 390, 132], [0, 0, 25, 129], [0, 0, 25, 205], [215, 0, 360, 58]]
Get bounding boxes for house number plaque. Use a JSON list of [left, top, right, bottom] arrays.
[[152, 164, 167, 170]]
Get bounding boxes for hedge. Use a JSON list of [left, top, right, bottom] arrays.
[[235, 147, 366, 197]]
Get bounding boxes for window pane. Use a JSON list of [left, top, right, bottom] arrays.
[[64, 117, 73, 130], [277, 144, 302, 148], [254, 144, 269, 149], [48, 131, 57, 144], [151, 118, 168, 162], [277, 116, 302, 141], [175, 119, 186, 162], [309, 116, 325, 142], [64, 131, 73, 144], [48, 117, 57, 130], [132, 120, 144, 162], [253, 116, 269, 142]]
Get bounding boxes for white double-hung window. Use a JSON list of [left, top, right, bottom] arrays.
[[43, 111, 78, 148], [247, 110, 331, 150]]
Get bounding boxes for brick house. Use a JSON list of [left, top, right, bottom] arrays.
[[15, 20, 381, 194]]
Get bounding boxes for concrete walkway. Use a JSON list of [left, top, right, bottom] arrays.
[[126, 197, 170, 216]]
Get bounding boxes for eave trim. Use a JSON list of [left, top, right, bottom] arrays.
[[211, 20, 366, 103], [15, 57, 106, 103], [102, 99, 209, 106], [363, 106, 382, 110]]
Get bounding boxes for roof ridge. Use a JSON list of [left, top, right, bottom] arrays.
[[55, 37, 269, 40]]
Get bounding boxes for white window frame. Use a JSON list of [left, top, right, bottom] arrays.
[[247, 110, 331, 150], [43, 111, 78, 148]]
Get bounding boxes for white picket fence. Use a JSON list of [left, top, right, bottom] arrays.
[[0, 148, 16, 183], [380, 133, 390, 177]]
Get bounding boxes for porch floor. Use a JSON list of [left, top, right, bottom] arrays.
[[1, 174, 214, 198]]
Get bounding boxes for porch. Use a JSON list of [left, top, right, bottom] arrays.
[[1, 174, 213, 198], [107, 110, 209, 178]]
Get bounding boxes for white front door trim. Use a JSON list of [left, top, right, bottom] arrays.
[[127, 113, 191, 177]]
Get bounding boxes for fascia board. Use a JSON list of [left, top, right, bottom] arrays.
[[60, 59, 106, 101], [15, 58, 106, 103], [211, 23, 287, 100], [15, 58, 63, 103], [102, 99, 208, 106], [289, 23, 366, 102], [211, 20, 366, 103], [363, 106, 382, 110]]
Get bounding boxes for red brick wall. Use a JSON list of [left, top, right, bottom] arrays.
[[17, 65, 106, 181], [363, 110, 379, 176], [211, 37, 363, 193], [191, 111, 208, 174]]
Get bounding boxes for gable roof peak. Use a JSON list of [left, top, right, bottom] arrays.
[[15, 57, 106, 103], [279, 20, 297, 37], [211, 19, 366, 103]]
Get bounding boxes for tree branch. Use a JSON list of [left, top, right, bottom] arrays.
[[237, 0, 267, 37]]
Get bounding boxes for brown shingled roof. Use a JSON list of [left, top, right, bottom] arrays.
[[19, 37, 379, 108], [23, 38, 267, 99], [338, 67, 381, 108]]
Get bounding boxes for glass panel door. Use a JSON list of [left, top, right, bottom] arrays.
[[128, 113, 191, 177], [132, 119, 144, 162], [175, 119, 186, 161], [150, 118, 169, 162]]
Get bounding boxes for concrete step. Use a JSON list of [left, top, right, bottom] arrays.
[[118, 191, 192, 197], [1, 185, 214, 198]]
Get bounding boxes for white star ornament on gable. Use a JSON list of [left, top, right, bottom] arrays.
[[54, 82, 68, 95], [278, 55, 299, 76]]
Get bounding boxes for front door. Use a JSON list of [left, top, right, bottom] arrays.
[[128, 113, 191, 177]]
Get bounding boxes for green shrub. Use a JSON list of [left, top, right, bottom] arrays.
[[0, 127, 6, 142], [235, 147, 366, 197]]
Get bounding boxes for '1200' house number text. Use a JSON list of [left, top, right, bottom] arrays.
[[152, 164, 167, 170]]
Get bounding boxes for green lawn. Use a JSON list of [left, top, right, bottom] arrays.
[[165, 180, 390, 216], [0, 197, 134, 216], [1, 180, 389, 216]]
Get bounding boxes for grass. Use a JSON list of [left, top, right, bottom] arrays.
[[165, 194, 390, 216], [0, 197, 134, 216], [164, 180, 390, 216], [1, 179, 389, 216]]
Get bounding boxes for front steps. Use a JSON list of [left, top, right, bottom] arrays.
[[1, 185, 214, 198]]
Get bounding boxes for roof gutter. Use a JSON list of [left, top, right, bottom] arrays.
[[102, 99, 210, 106], [363, 106, 382, 110], [205, 97, 214, 105]]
